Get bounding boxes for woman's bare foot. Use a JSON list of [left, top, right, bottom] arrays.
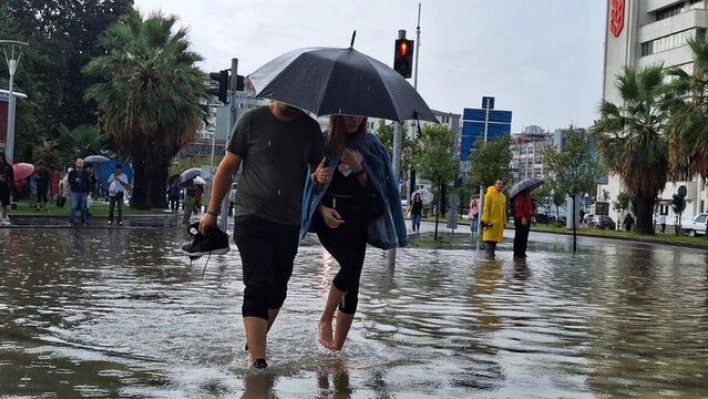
[[318, 320, 336, 350]]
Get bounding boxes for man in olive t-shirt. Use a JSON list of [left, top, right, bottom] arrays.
[[199, 102, 333, 369]]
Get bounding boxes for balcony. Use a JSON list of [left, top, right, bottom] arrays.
[[639, 9, 708, 42]]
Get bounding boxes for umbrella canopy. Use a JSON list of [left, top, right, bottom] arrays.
[[509, 177, 544, 199], [12, 163, 34, 181], [84, 155, 110, 163], [249, 47, 438, 123], [194, 176, 206, 186], [413, 188, 434, 205], [180, 167, 201, 183]]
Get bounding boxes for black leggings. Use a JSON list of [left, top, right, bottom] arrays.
[[317, 195, 369, 315]]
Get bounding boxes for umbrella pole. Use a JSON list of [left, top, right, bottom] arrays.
[[388, 122, 403, 268]]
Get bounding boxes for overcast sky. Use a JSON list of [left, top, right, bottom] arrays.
[[133, 0, 606, 132]]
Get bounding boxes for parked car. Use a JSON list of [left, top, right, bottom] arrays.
[[681, 213, 708, 236], [593, 215, 616, 230]]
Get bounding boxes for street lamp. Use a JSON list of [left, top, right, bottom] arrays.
[[1, 40, 29, 163]]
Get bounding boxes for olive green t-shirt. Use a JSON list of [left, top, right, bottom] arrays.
[[227, 106, 323, 225]]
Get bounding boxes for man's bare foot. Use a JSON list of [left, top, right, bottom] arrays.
[[318, 320, 336, 350]]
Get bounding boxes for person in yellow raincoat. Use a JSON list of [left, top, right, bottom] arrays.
[[481, 180, 507, 258]]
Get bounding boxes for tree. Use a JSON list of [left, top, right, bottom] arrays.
[[666, 39, 708, 179], [374, 120, 415, 177], [412, 124, 459, 240], [468, 135, 513, 189], [544, 127, 601, 252], [593, 65, 671, 234], [0, 0, 134, 161], [84, 11, 205, 209], [612, 191, 635, 227], [57, 124, 108, 166]]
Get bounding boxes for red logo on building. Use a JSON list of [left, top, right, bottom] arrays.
[[610, 0, 625, 37]]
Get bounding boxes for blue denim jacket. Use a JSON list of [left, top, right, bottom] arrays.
[[300, 133, 408, 249]]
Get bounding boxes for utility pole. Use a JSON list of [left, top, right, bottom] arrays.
[[476, 98, 492, 249], [1, 40, 28, 163]]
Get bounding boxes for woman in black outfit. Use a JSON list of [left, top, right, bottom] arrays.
[[315, 115, 375, 351], [408, 192, 424, 233]]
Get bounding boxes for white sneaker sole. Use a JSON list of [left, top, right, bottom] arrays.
[[181, 247, 230, 257]]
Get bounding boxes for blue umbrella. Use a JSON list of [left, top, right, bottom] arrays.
[[248, 46, 438, 123]]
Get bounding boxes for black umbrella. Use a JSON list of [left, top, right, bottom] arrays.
[[509, 177, 545, 199], [248, 46, 438, 123]]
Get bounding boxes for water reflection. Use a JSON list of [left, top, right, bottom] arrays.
[[1, 228, 708, 398]]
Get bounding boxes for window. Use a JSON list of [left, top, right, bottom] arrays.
[[640, 29, 694, 57], [697, 214, 707, 224], [656, 3, 685, 20], [698, 28, 707, 41], [689, 0, 706, 11]]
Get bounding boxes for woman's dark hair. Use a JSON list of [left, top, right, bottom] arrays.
[[414, 193, 422, 203], [327, 115, 368, 157]]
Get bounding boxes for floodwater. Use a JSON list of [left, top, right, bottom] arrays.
[[1, 226, 707, 398]]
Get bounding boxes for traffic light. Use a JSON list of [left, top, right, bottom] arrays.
[[393, 38, 414, 78], [208, 69, 229, 103]]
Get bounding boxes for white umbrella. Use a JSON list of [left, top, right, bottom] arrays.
[[180, 167, 201, 183], [414, 188, 434, 205], [194, 176, 206, 186], [84, 155, 110, 163], [509, 177, 544, 199]]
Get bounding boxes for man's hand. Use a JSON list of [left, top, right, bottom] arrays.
[[199, 212, 217, 234], [320, 206, 344, 229], [314, 161, 333, 184]]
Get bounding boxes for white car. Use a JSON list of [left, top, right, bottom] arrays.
[[681, 213, 708, 236]]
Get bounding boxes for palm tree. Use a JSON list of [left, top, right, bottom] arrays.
[[83, 11, 204, 209], [57, 123, 107, 166], [593, 65, 671, 234], [666, 39, 708, 179]]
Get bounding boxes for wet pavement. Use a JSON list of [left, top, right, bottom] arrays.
[[1, 225, 708, 398]]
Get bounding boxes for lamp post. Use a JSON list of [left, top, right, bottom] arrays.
[[1, 40, 29, 163]]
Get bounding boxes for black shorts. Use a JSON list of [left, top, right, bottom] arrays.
[[0, 187, 10, 207], [233, 215, 300, 319]]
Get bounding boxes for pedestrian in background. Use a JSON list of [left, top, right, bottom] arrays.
[[512, 188, 534, 258], [481, 180, 506, 258], [68, 158, 90, 226], [659, 213, 666, 234], [468, 194, 479, 235], [408, 192, 423, 233], [106, 164, 130, 226], [0, 153, 14, 225]]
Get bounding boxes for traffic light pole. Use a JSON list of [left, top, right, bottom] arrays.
[[217, 58, 239, 232]]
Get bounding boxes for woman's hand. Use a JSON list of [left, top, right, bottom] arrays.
[[341, 148, 363, 173], [320, 206, 344, 229]]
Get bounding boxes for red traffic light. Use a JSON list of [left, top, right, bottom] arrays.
[[398, 41, 409, 56], [393, 39, 414, 79]]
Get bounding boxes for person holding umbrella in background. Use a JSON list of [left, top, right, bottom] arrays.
[[512, 188, 534, 258], [0, 153, 14, 225], [507, 177, 544, 258]]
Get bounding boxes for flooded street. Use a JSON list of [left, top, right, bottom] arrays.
[[1, 226, 708, 398]]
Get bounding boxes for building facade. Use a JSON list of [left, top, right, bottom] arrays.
[[599, 0, 708, 223], [510, 127, 556, 182]]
